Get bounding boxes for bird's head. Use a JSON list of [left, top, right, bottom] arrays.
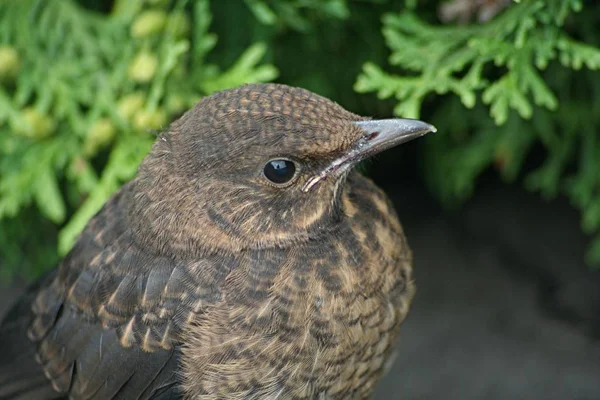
[[132, 84, 435, 255]]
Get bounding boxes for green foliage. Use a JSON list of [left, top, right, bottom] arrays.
[[355, 1, 593, 123], [1, 0, 600, 279], [0, 0, 278, 279], [356, 0, 600, 265]]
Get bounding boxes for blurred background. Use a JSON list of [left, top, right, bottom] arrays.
[[1, 0, 599, 398]]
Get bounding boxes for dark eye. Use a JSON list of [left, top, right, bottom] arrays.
[[263, 159, 297, 185]]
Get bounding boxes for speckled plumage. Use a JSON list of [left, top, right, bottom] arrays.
[[0, 84, 429, 400]]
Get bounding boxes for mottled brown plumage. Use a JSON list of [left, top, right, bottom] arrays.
[[0, 84, 435, 399]]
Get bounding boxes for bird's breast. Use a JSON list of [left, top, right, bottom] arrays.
[[180, 174, 415, 399]]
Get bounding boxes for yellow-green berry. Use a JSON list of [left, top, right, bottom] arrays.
[[14, 108, 56, 139], [169, 11, 191, 38], [0, 46, 20, 81], [117, 92, 146, 122], [128, 51, 158, 83], [166, 94, 187, 114], [131, 10, 167, 38], [83, 118, 117, 156], [133, 108, 167, 132]]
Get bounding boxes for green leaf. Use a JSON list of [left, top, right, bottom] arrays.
[[199, 42, 278, 94], [34, 167, 66, 223], [557, 35, 600, 70], [244, 0, 277, 25], [521, 64, 558, 110], [58, 180, 113, 255], [483, 74, 533, 125]]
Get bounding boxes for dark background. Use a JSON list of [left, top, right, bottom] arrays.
[[370, 146, 600, 399]]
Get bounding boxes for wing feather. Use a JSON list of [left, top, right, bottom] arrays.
[[0, 184, 187, 399]]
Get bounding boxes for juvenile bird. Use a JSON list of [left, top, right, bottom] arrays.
[[0, 84, 435, 399]]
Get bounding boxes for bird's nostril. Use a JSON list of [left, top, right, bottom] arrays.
[[366, 131, 379, 141]]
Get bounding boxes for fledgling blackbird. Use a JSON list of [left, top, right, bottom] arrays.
[[0, 84, 435, 399]]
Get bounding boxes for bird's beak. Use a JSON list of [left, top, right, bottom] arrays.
[[350, 118, 437, 162], [302, 118, 436, 192]]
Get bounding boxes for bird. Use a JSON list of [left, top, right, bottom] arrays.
[[0, 83, 435, 400]]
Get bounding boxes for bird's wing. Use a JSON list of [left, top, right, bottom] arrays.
[[0, 183, 207, 400]]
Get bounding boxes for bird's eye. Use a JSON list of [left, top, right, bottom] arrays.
[[263, 159, 297, 185]]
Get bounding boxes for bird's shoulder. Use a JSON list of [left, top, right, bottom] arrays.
[[33, 182, 189, 351]]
